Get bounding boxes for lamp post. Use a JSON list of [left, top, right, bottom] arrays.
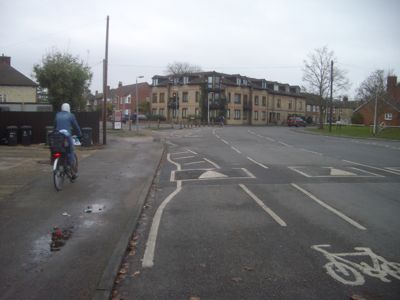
[[136, 75, 144, 132]]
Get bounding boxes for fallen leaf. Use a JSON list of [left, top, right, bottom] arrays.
[[231, 277, 242, 283], [132, 271, 141, 277], [243, 267, 254, 272]]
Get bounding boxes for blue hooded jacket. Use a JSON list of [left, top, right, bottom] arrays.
[[55, 111, 82, 136]]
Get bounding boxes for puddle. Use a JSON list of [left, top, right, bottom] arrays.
[[50, 226, 73, 252], [84, 204, 106, 213]]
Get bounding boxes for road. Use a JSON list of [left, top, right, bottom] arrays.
[[115, 126, 400, 300]]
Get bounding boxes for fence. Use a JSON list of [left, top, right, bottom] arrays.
[[0, 111, 100, 144]]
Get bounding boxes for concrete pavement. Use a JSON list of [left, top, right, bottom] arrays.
[[0, 131, 164, 300]]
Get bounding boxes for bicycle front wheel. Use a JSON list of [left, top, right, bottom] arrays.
[[53, 159, 64, 191], [324, 262, 365, 286]]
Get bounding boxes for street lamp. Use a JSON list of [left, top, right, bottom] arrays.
[[136, 75, 144, 132]]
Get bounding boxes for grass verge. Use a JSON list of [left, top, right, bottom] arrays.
[[306, 125, 400, 140]]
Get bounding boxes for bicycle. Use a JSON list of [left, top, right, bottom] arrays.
[[312, 244, 400, 286], [48, 131, 80, 191]]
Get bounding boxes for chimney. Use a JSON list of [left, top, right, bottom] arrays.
[[118, 81, 123, 88], [387, 76, 397, 91], [0, 54, 11, 66]]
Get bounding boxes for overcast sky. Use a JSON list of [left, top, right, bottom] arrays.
[[1, 0, 399, 98]]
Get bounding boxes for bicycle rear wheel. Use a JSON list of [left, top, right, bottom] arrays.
[[53, 160, 64, 191]]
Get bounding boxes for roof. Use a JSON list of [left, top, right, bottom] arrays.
[[0, 63, 37, 87], [114, 82, 149, 97]]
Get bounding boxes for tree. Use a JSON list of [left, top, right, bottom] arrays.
[[356, 69, 388, 103], [165, 61, 202, 75], [302, 46, 350, 128], [33, 51, 92, 111]]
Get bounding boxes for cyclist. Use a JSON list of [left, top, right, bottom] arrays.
[[54, 103, 82, 179]]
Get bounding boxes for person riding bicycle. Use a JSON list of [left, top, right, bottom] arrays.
[[54, 103, 82, 178]]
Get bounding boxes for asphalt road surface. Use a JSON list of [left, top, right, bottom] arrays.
[[115, 126, 400, 300]]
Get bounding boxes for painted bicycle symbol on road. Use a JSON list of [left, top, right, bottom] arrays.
[[312, 244, 400, 286]]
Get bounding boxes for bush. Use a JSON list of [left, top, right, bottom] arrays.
[[351, 112, 364, 124]]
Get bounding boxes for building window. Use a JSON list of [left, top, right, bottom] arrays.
[[244, 95, 248, 106], [182, 108, 187, 119], [159, 93, 165, 103], [234, 93, 241, 104], [183, 76, 189, 84], [254, 96, 259, 106], [126, 96, 131, 104], [384, 113, 393, 120], [236, 78, 241, 86], [307, 105, 311, 112], [262, 111, 266, 120], [262, 81, 267, 89], [234, 110, 241, 120], [277, 113, 281, 121], [182, 92, 188, 103], [288, 100, 292, 110], [195, 91, 200, 102], [254, 111, 259, 120], [227, 92, 231, 103], [299, 101, 303, 110], [152, 93, 157, 103], [159, 108, 164, 116], [173, 77, 179, 85], [152, 108, 157, 115], [262, 96, 266, 106], [277, 99, 281, 108], [242, 79, 247, 85], [227, 109, 231, 119], [208, 76, 213, 88], [152, 78, 158, 86], [0, 94, 6, 102]]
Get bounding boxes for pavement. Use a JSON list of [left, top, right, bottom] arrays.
[[0, 130, 165, 300]]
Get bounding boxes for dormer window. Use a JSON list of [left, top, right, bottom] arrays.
[[236, 78, 241, 86], [152, 78, 159, 86], [173, 77, 179, 85], [183, 76, 189, 85], [262, 80, 267, 89], [242, 79, 247, 85]]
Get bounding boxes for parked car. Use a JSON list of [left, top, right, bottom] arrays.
[[130, 114, 147, 121], [288, 117, 306, 127]]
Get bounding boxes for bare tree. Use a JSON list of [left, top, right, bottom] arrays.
[[356, 69, 391, 103], [165, 61, 202, 75], [302, 46, 350, 128]]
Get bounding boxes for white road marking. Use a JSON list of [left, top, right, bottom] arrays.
[[142, 180, 182, 268], [291, 183, 366, 230], [204, 158, 221, 169], [288, 166, 312, 177], [247, 157, 269, 169], [349, 167, 385, 177], [221, 139, 229, 145], [231, 146, 242, 154], [385, 167, 400, 174], [186, 149, 198, 155], [300, 148, 323, 156], [278, 141, 292, 147], [239, 168, 256, 179], [168, 153, 181, 171], [325, 167, 356, 176], [199, 170, 227, 179], [174, 156, 195, 160], [215, 134, 220, 139], [239, 184, 287, 227], [256, 134, 263, 138], [171, 151, 190, 155], [265, 137, 275, 142], [343, 160, 400, 175], [184, 161, 206, 166]]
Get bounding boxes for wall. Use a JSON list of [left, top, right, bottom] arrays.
[[0, 111, 100, 144], [0, 86, 37, 103]]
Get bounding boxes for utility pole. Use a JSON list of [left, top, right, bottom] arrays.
[[373, 86, 379, 135], [329, 60, 333, 132], [102, 15, 109, 145]]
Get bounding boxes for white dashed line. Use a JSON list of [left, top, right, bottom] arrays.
[[247, 157, 269, 169], [221, 139, 229, 145], [184, 161, 206, 166], [186, 149, 198, 155], [278, 141, 292, 147], [265, 137, 275, 142], [174, 156, 195, 160], [300, 148, 323, 156], [203, 158, 221, 169], [239, 184, 287, 227], [291, 183, 366, 230], [231, 146, 242, 154]]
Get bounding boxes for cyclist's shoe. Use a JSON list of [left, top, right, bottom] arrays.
[[71, 173, 78, 180]]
